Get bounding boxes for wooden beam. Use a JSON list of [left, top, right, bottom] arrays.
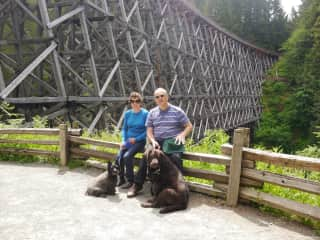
[[68, 135, 120, 148], [188, 182, 226, 199], [183, 152, 231, 165], [0, 64, 5, 91], [47, 6, 84, 29], [0, 148, 59, 157], [14, 0, 43, 26], [240, 187, 320, 221], [59, 124, 68, 166], [243, 148, 320, 172], [184, 167, 228, 183], [70, 147, 116, 161], [226, 128, 249, 207], [0, 42, 57, 99], [0, 128, 59, 135], [242, 168, 320, 195], [0, 139, 59, 145], [0, 128, 81, 136]]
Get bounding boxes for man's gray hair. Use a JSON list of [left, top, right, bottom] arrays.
[[154, 88, 168, 96]]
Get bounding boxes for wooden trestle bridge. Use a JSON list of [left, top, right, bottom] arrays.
[[0, 0, 278, 138]]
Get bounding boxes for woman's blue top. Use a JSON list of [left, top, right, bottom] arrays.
[[121, 108, 148, 143]]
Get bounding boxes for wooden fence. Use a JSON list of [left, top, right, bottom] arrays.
[[0, 125, 319, 221]]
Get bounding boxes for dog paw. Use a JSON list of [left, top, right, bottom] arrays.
[[146, 198, 155, 203], [140, 202, 153, 208]]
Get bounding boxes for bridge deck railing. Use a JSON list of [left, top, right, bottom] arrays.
[[0, 125, 319, 221]]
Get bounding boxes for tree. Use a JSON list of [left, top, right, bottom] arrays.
[[256, 0, 320, 152], [191, 0, 291, 51]]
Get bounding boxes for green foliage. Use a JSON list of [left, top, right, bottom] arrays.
[[191, 0, 291, 51], [185, 129, 229, 154], [256, 0, 320, 153], [32, 115, 48, 128], [297, 126, 320, 158], [0, 111, 58, 164], [255, 79, 317, 153], [297, 145, 320, 158], [82, 128, 121, 143], [0, 132, 59, 164], [0, 102, 23, 126], [184, 129, 230, 184]]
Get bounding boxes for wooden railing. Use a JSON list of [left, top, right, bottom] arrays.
[[67, 134, 230, 199], [0, 126, 81, 159], [0, 124, 319, 221], [221, 130, 320, 221]]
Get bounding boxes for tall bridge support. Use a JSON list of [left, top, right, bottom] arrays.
[[0, 0, 277, 138]]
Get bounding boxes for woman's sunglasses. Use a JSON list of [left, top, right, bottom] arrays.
[[129, 99, 141, 104]]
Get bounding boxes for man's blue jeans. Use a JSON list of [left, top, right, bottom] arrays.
[[116, 141, 145, 183]]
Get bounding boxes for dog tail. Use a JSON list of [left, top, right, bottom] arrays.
[[159, 204, 187, 214]]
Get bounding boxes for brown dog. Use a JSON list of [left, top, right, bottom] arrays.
[[141, 149, 189, 213], [85, 162, 118, 197]]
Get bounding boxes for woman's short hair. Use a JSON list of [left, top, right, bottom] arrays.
[[129, 91, 143, 101]]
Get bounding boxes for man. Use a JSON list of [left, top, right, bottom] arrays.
[[127, 88, 193, 198]]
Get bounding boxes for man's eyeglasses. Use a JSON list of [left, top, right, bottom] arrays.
[[154, 94, 165, 99], [129, 99, 141, 104]]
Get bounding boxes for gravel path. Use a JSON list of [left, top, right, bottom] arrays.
[[0, 162, 319, 240]]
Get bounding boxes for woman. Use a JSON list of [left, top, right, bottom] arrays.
[[116, 92, 148, 189]]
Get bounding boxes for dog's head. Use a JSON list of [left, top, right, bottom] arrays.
[[144, 148, 165, 170], [107, 162, 119, 177]]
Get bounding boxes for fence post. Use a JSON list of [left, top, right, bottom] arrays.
[[59, 124, 68, 166], [226, 128, 250, 207]]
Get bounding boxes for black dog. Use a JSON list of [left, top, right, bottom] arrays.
[[141, 149, 189, 214], [85, 162, 118, 197]]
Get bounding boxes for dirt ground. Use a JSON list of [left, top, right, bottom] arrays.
[[0, 162, 319, 240]]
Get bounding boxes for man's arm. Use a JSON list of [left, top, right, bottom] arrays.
[[175, 121, 193, 144], [182, 121, 193, 137], [147, 127, 159, 148]]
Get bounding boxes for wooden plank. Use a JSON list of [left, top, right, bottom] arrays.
[[86, 159, 108, 170], [0, 58, 5, 91], [59, 124, 68, 166], [5, 97, 67, 104], [184, 167, 228, 184], [241, 177, 264, 188], [227, 128, 249, 206], [242, 168, 320, 195], [0, 128, 81, 136], [68, 129, 82, 136], [222, 144, 255, 167], [188, 182, 226, 199], [0, 148, 59, 157], [0, 128, 59, 135], [99, 60, 120, 97], [47, 6, 84, 29], [0, 139, 59, 145], [214, 183, 228, 192], [240, 187, 320, 221], [243, 148, 320, 172], [68, 136, 120, 148], [88, 106, 106, 134], [222, 143, 233, 156], [243, 160, 255, 169], [223, 143, 320, 171], [68, 130, 226, 159], [183, 152, 231, 165], [70, 147, 116, 161]]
